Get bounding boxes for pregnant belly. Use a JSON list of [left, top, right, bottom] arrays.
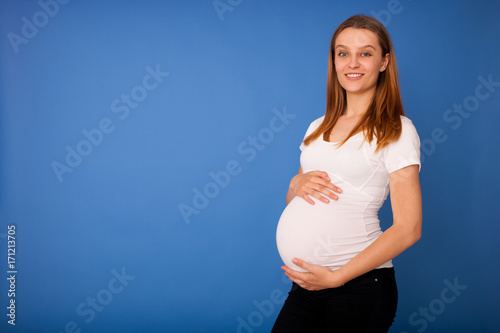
[[276, 196, 368, 272]]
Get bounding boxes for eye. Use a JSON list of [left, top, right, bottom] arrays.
[[361, 52, 372, 56], [337, 52, 348, 57]]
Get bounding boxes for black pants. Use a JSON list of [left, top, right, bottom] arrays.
[[271, 268, 398, 333]]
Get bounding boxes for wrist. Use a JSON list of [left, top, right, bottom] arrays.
[[330, 267, 349, 288], [288, 176, 297, 194]]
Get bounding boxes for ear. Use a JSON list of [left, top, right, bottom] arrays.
[[380, 53, 390, 72]]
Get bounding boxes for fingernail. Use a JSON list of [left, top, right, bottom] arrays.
[[292, 259, 298, 264]]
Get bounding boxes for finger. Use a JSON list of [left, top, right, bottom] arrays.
[[295, 175, 340, 202], [306, 172, 342, 195], [307, 191, 330, 204], [307, 171, 331, 184], [325, 182, 342, 194], [307, 183, 340, 200], [316, 187, 338, 201], [300, 194, 315, 205], [284, 271, 308, 286], [292, 258, 313, 273], [283, 273, 305, 286], [313, 178, 342, 196], [306, 184, 337, 202], [281, 265, 306, 277], [297, 187, 329, 204], [313, 171, 331, 181], [282, 265, 310, 281], [300, 189, 330, 205]]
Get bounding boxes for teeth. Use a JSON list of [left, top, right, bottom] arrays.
[[346, 74, 362, 77]]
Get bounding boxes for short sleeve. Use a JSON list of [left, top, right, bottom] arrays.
[[299, 116, 324, 151], [383, 117, 421, 173]]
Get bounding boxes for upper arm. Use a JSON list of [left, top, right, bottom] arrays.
[[389, 164, 422, 235]]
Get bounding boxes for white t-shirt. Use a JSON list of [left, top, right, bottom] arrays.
[[276, 115, 420, 272]]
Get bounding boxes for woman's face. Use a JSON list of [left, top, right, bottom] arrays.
[[334, 27, 389, 97]]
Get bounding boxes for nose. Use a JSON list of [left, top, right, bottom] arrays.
[[348, 55, 360, 68]]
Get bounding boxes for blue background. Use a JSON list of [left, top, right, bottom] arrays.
[[1, 0, 499, 332]]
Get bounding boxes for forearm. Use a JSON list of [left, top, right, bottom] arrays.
[[285, 184, 296, 205], [335, 223, 421, 285], [333, 165, 423, 285], [282, 167, 421, 291], [282, 224, 421, 291]]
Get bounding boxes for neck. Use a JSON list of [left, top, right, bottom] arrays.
[[343, 89, 376, 118]]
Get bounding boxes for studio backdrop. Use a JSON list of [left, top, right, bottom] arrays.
[[1, 0, 499, 332]]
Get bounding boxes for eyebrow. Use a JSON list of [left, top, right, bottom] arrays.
[[335, 44, 377, 50]]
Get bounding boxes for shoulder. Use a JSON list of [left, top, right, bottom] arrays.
[[305, 116, 325, 134], [400, 115, 412, 123], [381, 115, 421, 156], [382, 115, 421, 173], [310, 115, 325, 127], [400, 115, 417, 130], [300, 116, 325, 149], [398, 115, 419, 139]]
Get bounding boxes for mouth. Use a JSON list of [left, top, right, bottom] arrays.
[[345, 73, 363, 78]]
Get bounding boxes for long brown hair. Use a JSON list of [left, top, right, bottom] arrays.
[[303, 14, 404, 152]]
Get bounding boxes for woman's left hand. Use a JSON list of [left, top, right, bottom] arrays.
[[281, 258, 346, 291]]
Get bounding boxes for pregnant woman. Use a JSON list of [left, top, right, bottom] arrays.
[[272, 15, 422, 332]]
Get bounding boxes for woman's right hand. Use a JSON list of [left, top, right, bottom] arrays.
[[289, 169, 342, 205]]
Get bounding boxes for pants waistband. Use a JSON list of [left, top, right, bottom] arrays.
[[343, 267, 395, 287]]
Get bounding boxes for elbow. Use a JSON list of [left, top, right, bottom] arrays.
[[395, 220, 421, 248], [407, 222, 422, 247], [410, 229, 421, 246]]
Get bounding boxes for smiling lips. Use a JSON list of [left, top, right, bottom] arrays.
[[346, 73, 363, 79]]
